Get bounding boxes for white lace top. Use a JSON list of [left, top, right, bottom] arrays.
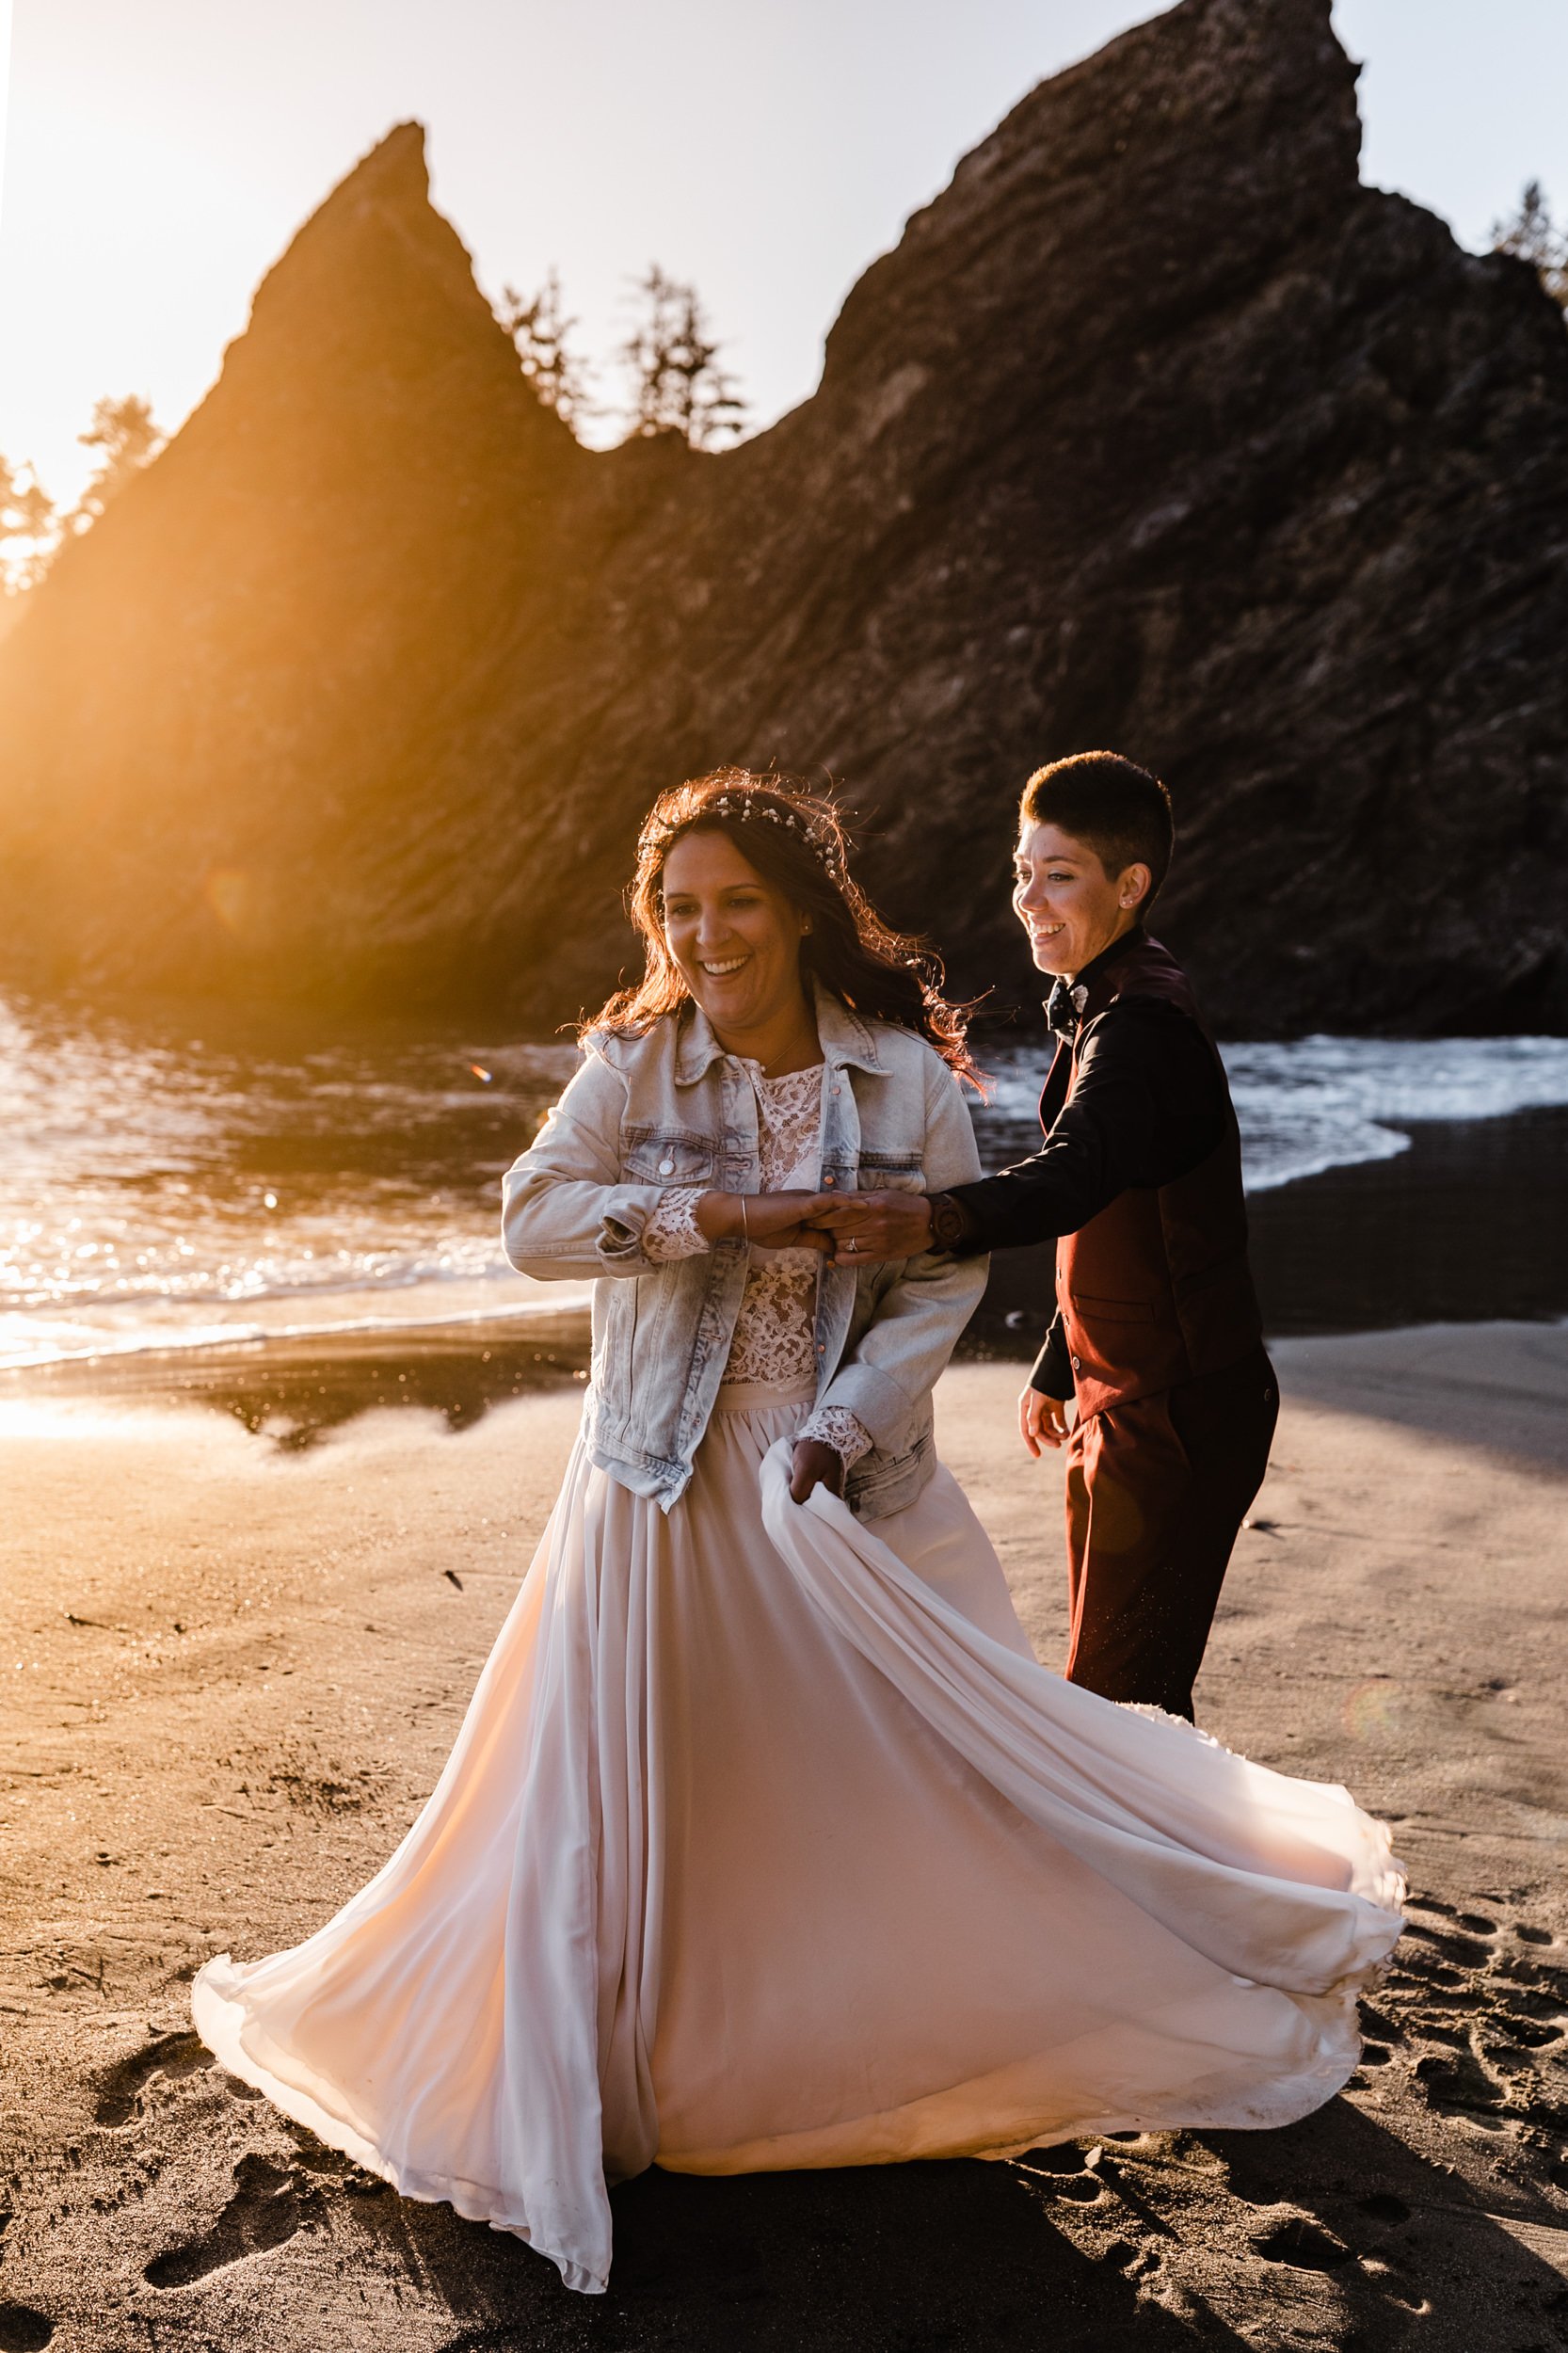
[[642, 1062, 872, 1469]]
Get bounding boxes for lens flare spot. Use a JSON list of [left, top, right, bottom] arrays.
[[203, 866, 253, 936], [1342, 1679, 1402, 1740], [470, 1064, 492, 1083]]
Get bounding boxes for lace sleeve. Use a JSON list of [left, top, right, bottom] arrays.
[[641, 1185, 711, 1263], [796, 1403, 873, 1469]]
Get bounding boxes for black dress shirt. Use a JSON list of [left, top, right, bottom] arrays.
[[943, 931, 1227, 1396]]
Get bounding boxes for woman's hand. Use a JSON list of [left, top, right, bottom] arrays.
[[789, 1438, 845, 1504], [804, 1190, 934, 1264], [1019, 1385, 1072, 1456], [696, 1191, 832, 1250]]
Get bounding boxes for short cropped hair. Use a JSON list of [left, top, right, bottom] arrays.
[[1019, 751, 1174, 902]]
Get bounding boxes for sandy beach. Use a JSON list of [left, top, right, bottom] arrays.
[[3, 1325, 1567, 2351]]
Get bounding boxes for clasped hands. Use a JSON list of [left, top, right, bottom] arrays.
[[694, 1187, 936, 1507], [694, 1186, 936, 1262]]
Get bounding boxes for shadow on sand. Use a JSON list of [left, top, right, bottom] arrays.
[[221, 2081, 1568, 2351]]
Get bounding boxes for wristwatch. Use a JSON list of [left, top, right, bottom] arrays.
[[925, 1192, 973, 1256]]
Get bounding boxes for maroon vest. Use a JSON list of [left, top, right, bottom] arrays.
[[1051, 934, 1262, 1418]]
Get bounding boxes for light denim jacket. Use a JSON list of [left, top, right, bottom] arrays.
[[501, 985, 987, 1517]]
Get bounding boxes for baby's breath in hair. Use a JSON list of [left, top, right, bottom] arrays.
[[641, 780, 849, 888]]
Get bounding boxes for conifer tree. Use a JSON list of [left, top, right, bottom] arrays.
[[618, 265, 746, 450], [1492, 182, 1568, 312], [0, 454, 58, 592], [498, 269, 596, 434], [75, 394, 165, 521]]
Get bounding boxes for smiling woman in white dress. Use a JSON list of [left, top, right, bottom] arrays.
[[193, 769, 1402, 2297]]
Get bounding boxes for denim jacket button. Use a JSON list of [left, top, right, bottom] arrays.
[[822, 1174, 835, 1188], [657, 1158, 675, 1176]]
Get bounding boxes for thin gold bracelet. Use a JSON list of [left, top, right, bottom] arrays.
[[740, 1194, 749, 1242]]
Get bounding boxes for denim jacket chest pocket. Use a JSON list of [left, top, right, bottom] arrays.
[[621, 1123, 719, 1186], [856, 1146, 924, 1192]]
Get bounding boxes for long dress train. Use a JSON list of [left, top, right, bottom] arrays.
[[194, 1373, 1402, 2296]]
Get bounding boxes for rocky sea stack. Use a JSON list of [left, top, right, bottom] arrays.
[[2, 0, 1566, 1033]]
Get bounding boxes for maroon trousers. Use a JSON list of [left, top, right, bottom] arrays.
[[1063, 1345, 1278, 1721]]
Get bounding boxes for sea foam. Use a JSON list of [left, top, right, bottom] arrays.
[[973, 1034, 1568, 1193]]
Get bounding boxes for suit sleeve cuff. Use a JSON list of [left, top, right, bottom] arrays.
[[1030, 1317, 1073, 1399]]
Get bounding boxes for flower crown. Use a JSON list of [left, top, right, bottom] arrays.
[[642, 788, 849, 885]]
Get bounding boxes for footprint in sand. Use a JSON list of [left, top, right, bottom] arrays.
[[1248, 2213, 1353, 2270], [1356, 2192, 1412, 2225], [1414, 2047, 1508, 2121], [143, 2154, 322, 2289], [94, 2031, 214, 2129], [0, 2308, 54, 2353], [1385, 1897, 1568, 2152], [1402, 1920, 1495, 1971]]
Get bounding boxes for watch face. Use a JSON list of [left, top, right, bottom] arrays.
[[930, 1196, 967, 1251]]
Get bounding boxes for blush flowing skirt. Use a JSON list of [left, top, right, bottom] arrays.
[[192, 1377, 1403, 2296]]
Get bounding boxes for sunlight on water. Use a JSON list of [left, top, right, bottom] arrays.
[[0, 993, 579, 1369], [3, 990, 1567, 1372]]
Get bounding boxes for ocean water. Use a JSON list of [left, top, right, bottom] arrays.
[[2, 990, 1566, 1374], [0, 994, 583, 1373], [979, 1033, 1568, 1193]]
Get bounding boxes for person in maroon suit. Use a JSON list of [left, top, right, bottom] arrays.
[[807, 750, 1276, 1722]]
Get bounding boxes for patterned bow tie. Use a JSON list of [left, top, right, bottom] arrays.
[[1045, 978, 1088, 1040]]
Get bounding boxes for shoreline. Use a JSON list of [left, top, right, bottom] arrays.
[[0, 1307, 596, 1448], [9, 1102, 1568, 1431], [6, 1298, 1566, 1462], [2, 1328, 1566, 2345]]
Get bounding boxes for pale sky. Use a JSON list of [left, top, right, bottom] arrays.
[[3, 1, 1566, 513]]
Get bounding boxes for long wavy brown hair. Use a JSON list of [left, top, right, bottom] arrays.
[[584, 768, 985, 1094]]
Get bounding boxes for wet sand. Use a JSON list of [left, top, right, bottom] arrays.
[[2, 1326, 1566, 2350], [964, 1105, 1568, 1358]]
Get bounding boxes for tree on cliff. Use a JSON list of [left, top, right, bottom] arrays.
[[497, 269, 596, 433], [74, 394, 165, 522], [1492, 182, 1568, 312], [2, 395, 165, 594], [0, 455, 57, 592], [618, 264, 746, 448]]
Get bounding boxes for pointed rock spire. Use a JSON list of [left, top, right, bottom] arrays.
[[2, 0, 1566, 1032]]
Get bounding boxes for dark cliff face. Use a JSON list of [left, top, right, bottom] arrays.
[[3, 0, 1566, 1034]]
